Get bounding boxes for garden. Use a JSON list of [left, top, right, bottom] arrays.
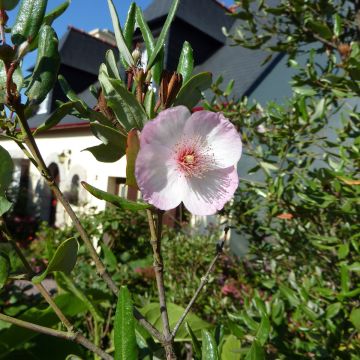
[[0, 0, 359, 359]]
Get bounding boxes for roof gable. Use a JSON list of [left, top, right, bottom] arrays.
[[144, 0, 234, 43]]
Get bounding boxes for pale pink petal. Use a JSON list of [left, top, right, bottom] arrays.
[[184, 111, 242, 168], [140, 106, 191, 148], [182, 166, 238, 215], [135, 143, 185, 210]]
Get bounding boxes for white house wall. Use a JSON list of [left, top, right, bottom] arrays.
[[1, 128, 127, 227]]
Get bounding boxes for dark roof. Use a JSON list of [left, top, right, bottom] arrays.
[[58, 27, 116, 75], [196, 19, 284, 97], [144, 0, 234, 43]]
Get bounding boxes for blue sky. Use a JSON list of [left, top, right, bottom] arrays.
[[6, 0, 234, 74]]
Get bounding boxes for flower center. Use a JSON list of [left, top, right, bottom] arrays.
[[174, 136, 216, 178], [184, 154, 195, 164]]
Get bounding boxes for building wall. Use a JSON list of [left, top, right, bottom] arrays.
[[1, 128, 127, 227]]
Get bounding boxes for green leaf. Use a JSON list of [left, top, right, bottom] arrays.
[[105, 49, 120, 79], [221, 335, 241, 360], [0, 252, 10, 290], [255, 315, 270, 346], [114, 286, 138, 360], [325, 302, 342, 319], [147, 0, 179, 70], [99, 76, 147, 130], [32, 238, 79, 283], [0, 60, 23, 103], [84, 143, 123, 163], [101, 243, 117, 272], [224, 79, 235, 97], [338, 243, 349, 259], [84, 122, 127, 163], [135, 6, 163, 85], [0, 0, 20, 10], [33, 101, 82, 134], [81, 181, 151, 211], [26, 25, 60, 105], [177, 41, 194, 84], [123, 3, 136, 49], [306, 19, 332, 40], [293, 86, 317, 96], [144, 89, 155, 119], [11, 0, 48, 45], [126, 129, 140, 188], [202, 330, 219, 360], [245, 340, 264, 360], [107, 0, 134, 68], [349, 308, 360, 331], [174, 72, 212, 109], [186, 322, 202, 359], [43, 0, 70, 25], [141, 302, 210, 341], [0, 145, 14, 216], [333, 14, 342, 37]]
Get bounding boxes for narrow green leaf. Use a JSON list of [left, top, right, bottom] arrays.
[[202, 330, 219, 360], [105, 50, 120, 79], [33, 101, 81, 134], [147, 0, 179, 70], [114, 286, 138, 360], [135, 6, 163, 85], [32, 238, 79, 284], [11, 0, 48, 45], [81, 181, 151, 211], [333, 14, 342, 37], [177, 41, 194, 84], [101, 244, 117, 272], [186, 322, 202, 359], [144, 89, 155, 119], [245, 340, 264, 360], [123, 2, 136, 66], [108, 77, 147, 130], [0, 145, 14, 216], [26, 25, 60, 105], [255, 315, 270, 346], [107, 0, 134, 68], [43, 0, 70, 25], [174, 72, 212, 109], [58, 75, 86, 108], [293, 86, 317, 96], [0, 252, 10, 290], [224, 79, 234, 97]]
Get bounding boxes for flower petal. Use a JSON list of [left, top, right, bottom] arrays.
[[140, 105, 191, 148], [135, 143, 185, 210], [184, 111, 242, 168], [182, 166, 238, 215]]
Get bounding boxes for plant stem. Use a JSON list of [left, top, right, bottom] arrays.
[[146, 209, 176, 359], [0, 313, 113, 360], [171, 229, 228, 339]]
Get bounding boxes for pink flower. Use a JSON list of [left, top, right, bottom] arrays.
[[135, 106, 242, 215]]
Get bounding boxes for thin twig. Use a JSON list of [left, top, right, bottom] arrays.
[[147, 209, 176, 359], [0, 313, 113, 360], [171, 228, 229, 339]]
